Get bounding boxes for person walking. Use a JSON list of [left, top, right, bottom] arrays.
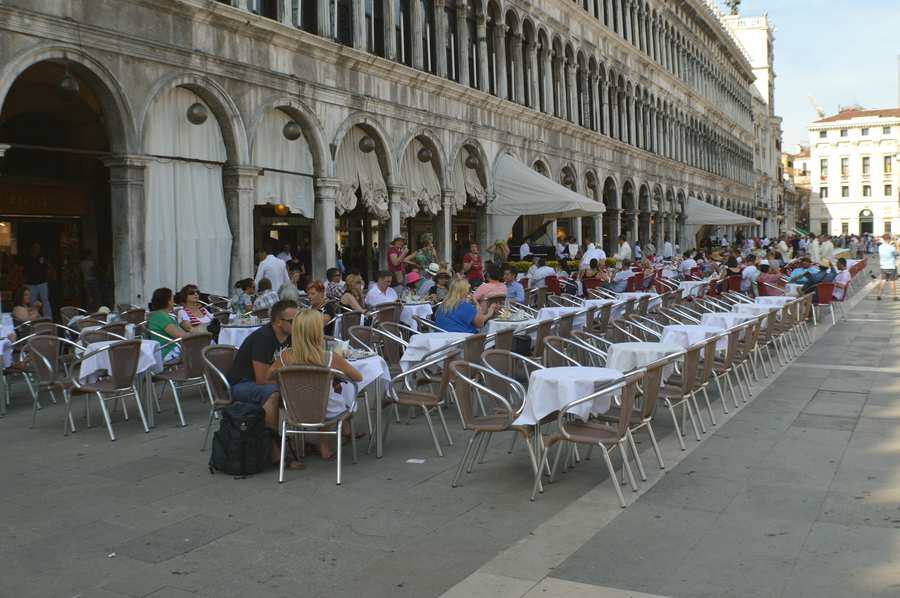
[[876, 234, 897, 301], [23, 243, 52, 319]]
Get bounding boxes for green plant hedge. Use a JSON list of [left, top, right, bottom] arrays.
[[506, 259, 581, 273]]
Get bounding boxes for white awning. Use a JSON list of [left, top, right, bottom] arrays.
[[490, 154, 605, 218], [685, 197, 759, 226]]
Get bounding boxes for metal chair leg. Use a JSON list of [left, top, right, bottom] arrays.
[[601, 447, 627, 508], [278, 421, 287, 483], [437, 405, 453, 446], [452, 432, 478, 487], [169, 380, 186, 427], [97, 393, 116, 441], [619, 443, 639, 492], [336, 420, 343, 485], [626, 430, 647, 482], [645, 422, 665, 469], [421, 406, 443, 457]]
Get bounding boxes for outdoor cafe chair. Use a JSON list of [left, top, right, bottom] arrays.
[[588, 302, 613, 335], [151, 332, 213, 427], [59, 306, 88, 325], [539, 370, 643, 507], [659, 344, 703, 446], [23, 334, 84, 432], [201, 344, 235, 451], [369, 301, 402, 326], [555, 312, 577, 338], [70, 340, 147, 441], [813, 282, 838, 325], [275, 365, 359, 485], [712, 326, 744, 409], [448, 361, 542, 499], [492, 327, 514, 352], [543, 336, 606, 368], [383, 349, 459, 457], [412, 314, 446, 333]]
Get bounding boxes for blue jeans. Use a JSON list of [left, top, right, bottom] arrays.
[[26, 283, 52, 319], [231, 381, 278, 406]]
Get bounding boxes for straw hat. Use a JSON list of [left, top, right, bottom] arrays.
[[819, 258, 831, 268], [425, 263, 440, 276]]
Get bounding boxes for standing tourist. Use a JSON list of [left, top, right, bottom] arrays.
[[462, 243, 484, 287], [23, 243, 52, 319], [387, 236, 412, 287], [876, 234, 897, 301], [615, 235, 632, 261], [255, 244, 291, 292]]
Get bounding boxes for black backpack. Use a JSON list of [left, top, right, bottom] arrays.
[[209, 402, 271, 478]]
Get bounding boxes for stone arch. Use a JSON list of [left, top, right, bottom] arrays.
[[584, 169, 601, 200], [532, 156, 551, 177], [140, 72, 249, 164], [249, 96, 329, 177], [0, 43, 137, 154], [331, 112, 397, 186], [559, 162, 578, 192], [397, 128, 448, 190]]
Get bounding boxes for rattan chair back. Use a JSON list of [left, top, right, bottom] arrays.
[[106, 340, 142, 389], [202, 344, 236, 403], [277, 365, 332, 425]]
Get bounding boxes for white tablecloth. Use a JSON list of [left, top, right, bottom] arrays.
[[486, 318, 540, 336], [514, 366, 624, 426], [0, 322, 13, 368], [679, 280, 709, 298], [399, 332, 470, 371], [785, 283, 804, 297], [756, 296, 796, 307], [80, 340, 163, 380], [700, 312, 757, 331], [537, 306, 586, 329], [340, 355, 391, 409], [660, 324, 726, 352], [400, 303, 433, 331], [219, 325, 261, 348], [733, 303, 779, 317], [606, 342, 682, 374]]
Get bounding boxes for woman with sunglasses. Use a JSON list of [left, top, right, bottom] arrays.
[[175, 284, 212, 332]]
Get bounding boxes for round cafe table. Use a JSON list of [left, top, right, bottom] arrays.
[[537, 306, 586, 329], [400, 302, 433, 331], [678, 280, 709, 298], [339, 354, 391, 410], [605, 341, 682, 375], [399, 332, 470, 371], [219, 324, 261, 348], [756, 296, 795, 307], [659, 324, 726, 352], [700, 311, 757, 331], [732, 303, 779, 318], [513, 366, 624, 426], [486, 317, 539, 336]]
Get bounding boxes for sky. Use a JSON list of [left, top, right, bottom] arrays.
[[725, 0, 900, 148]]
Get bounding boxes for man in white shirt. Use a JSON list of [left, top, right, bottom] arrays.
[[615, 235, 632, 261], [609, 260, 636, 293], [255, 246, 290, 292], [662, 238, 674, 259], [276, 243, 292, 262], [741, 254, 759, 293], [679, 252, 697, 275], [529, 258, 557, 289], [819, 235, 834, 262], [580, 244, 607, 269], [365, 271, 399, 306], [808, 235, 820, 262], [833, 258, 851, 301], [518, 240, 531, 260], [877, 235, 897, 300], [556, 240, 567, 260]]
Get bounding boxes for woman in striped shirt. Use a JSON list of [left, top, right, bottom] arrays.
[[175, 284, 212, 332]]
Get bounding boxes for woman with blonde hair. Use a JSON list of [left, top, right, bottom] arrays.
[[268, 309, 362, 460], [434, 278, 496, 333], [340, 273, 366, 312]]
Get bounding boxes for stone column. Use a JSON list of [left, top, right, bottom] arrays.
[[513, 33, 525, 104], [590, 74, 601, 131], [278, 0, 292, 25], [476, 15, 489, 92], [610, 88, 619, 140], [575, 217, 583, 247], [411, 0, 424, 69], [222, 165, 259, 292], [353, 0, 367, 50], [312, 177, 339, 280], [456, 5, 469, 86], [633, 99, 642, 148], [438, 190, 455, 263], [317, 0, 332, 38], [600, 80, 610, 136], [615, 0, 624, 36], [495, 24, 508, 99], [527, 39, 539, 109], [566, 62, 577, 122], [388, 186, 405, 242], [608, 211, 620, 254], [543, 49, 554, 115], [435, 0, 448, 77], [626, 93, 635, 145], [623, 0, 632, 42], [103, 155, 148, 307], [594, 214, 603, 250], [384, 0, 397, 60]]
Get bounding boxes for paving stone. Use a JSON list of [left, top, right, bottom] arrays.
[[790, 413, 857, 432], [112, 515, 247, 564]]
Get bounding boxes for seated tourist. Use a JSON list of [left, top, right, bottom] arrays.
[[788, 257, 814, 283], [741, 255, 759, 294], [472, 267, 507, 305], [267, 309, 363, 461], [325, 268, 345, 302], [175, 284, 213, 332], [306, 280, 337, 334], [503, 268, 525, 304], [431, 272, 451, 302], [231, 278, 255, 314], [756, 264, 783, 288], [226, 300, 299, 465], [529, 258, 557, 289], [415, 263, 439, 298], [608, 260, 635, 293], [799, 259, 837, 299], [252, 278, 280, 313], [365, 270, 399, 307], [679, 251, 698, 275], [147, 287, 191, 362], [11, 286, 41, 325], [833, 258, 851, 300], [340, 274, 366, 312], [434, 278, 497, 333]]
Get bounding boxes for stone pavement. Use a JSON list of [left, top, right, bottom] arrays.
[[2, 278, 897, 598]]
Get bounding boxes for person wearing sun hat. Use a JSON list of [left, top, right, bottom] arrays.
[[798, 257, 837, 300], [414, 263, 439, 298]]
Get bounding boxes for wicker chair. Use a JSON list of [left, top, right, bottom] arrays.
[[276, 365, 358, 484], [23, 335, 83, 432], [659, 344, 702, 450], [201, 344, 236, 450]]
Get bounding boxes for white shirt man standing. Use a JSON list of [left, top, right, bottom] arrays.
[[662, 239, 674, 259], [580, 244, 607, 269], [615, 235, 632, 261], [820, 235, 834, 262], [255, 247, 290, 292], [518, 240, 531, 260]]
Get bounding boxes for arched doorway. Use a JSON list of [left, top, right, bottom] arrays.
[[556, 164, 578, 246], [334, 124, 393, 280], [0, 61, 120, 312], [621, 180, 636, 246], [859, 209, 873, 235], [602, 176, 619, 255], [251, 108, 317, 276], [400, 134, 444, 263]]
